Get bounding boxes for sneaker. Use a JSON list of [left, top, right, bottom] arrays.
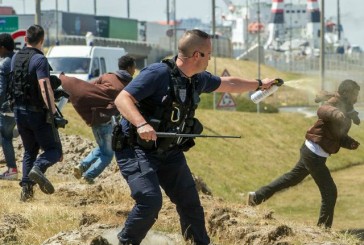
[[20, 183, 34, 202], [73, 164, 86, 179], [29, 166, 55, 194], [80, 176, 95, 185], [247, 192, 257, 206], [0, 168, 18, 180]]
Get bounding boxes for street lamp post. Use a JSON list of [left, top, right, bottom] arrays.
[[212, 0, 217, 110], [172, 0, 177, 53], [35, 0, 41, 25], [257, 0, 261, 113], [289, 0, 292, 71], [320, 0, 325, 90], [55, 0, 59, 44], [337, 0, 340, 40], [166, 0, 170, 24], [244, 0, 249, 50], [94, 0, 96, 15], [127, 0, 130, 18]]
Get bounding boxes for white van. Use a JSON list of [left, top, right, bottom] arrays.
[[46, 45, 127, 81]]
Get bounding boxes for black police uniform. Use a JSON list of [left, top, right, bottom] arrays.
[[10, 47, 62, 187]]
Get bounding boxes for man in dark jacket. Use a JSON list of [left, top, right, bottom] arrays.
[[248, 79, 360, 228], [60, 55, 136, 184], [0, 33, 17, 180]]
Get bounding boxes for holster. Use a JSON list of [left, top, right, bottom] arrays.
[[112, 124, 126, 151], [178, 118, 203, 152]]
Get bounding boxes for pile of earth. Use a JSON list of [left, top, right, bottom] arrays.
[[0, 133, 357, 245]]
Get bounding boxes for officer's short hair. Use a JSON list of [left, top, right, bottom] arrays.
[[338, 79, 360, 95], [118, 55, 136, 70], [178, 29, 210, 57], [0, 33, 15, 51], [26, 24, 45, 45]]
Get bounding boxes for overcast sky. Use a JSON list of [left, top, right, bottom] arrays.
[[2, 0, 363, 48]]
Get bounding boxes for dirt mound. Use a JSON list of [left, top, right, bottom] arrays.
[[0, 133, 360, 245], [0, 213, 30, 244]]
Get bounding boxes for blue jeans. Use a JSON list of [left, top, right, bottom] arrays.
[[81, 122, 114, 179], [14, 108, 63, 185], [0, 114, 16, 168]]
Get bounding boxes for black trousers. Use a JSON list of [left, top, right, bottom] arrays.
[[14, 108, 62, 186], [255, 143, 337, 228]]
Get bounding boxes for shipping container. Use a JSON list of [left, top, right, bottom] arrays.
[[96, 16, 138, 41], [62, 12, 96, 36], [0, 6, 16, 15]]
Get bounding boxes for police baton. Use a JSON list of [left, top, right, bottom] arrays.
[[156, 132, 241, 139]]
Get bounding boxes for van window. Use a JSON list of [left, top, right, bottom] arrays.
[[48, 57, 90, 74], [100, 57, 106, 74], [90, 58, 100, 78]]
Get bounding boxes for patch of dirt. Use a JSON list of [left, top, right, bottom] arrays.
[[41, 224, 117, 245], [0, 214, 30, 244], [0, 133, 360, 245]]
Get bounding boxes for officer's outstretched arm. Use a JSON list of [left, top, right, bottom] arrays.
[[215, 77, 275, 93], [39, 78, 56, 114], [115, 90, 157, 141]]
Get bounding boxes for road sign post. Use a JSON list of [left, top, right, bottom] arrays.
[[217, 69, 236, 111]]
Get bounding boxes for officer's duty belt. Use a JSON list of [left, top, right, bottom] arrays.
[[14, 105, 44, 112]]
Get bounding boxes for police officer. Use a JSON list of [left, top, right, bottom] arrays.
[[10, 25, 62, 201], [114, 29, 276, 245]]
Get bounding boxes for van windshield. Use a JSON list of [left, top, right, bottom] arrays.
[[48, 57, 91, 74]]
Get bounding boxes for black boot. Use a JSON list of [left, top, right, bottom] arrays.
[[29, 166, 55, 194], [117, 231, 140, 245], [20, 183, 34, 202]]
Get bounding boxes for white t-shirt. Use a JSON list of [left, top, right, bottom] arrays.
[[305, 139, 330, 158]]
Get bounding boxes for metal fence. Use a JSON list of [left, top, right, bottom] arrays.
[[265, 51, 364, 104]]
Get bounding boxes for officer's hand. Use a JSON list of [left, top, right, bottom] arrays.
[[261, 78, 276, 90], [137, 123, 157, 142]]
